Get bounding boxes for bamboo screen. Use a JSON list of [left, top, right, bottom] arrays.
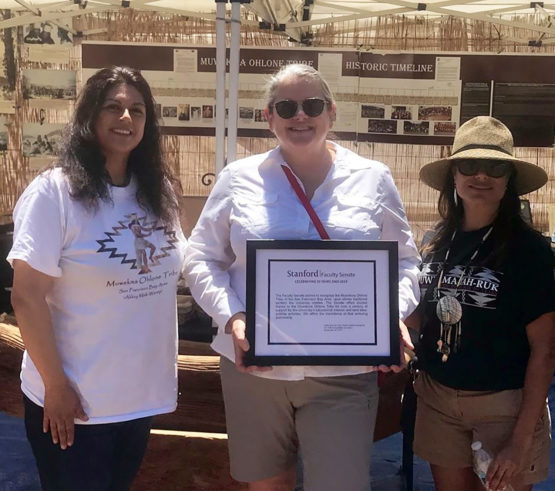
[[1, 10, 554, 242]]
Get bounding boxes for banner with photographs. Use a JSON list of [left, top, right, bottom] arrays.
[[22, 123, 64, 158], [82, 44, 460, 144], [22, 70, 77, 100], [82, 43, 555, 145]]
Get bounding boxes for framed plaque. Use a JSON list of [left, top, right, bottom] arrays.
[[245, 240, 399, 366]]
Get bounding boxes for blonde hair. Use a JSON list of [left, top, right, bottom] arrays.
[[264, 64, 335, 108]]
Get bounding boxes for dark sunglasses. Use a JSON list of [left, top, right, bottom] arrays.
[[271, 98, 329, 119], [454, 159, 513, 178]]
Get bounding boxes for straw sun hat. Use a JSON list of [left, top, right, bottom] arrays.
[[419, 116, 548, 195]]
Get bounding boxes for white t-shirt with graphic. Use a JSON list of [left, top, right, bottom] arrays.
[[8, 168, 186, 424]]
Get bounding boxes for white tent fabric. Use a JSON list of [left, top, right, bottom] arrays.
[[0, 0, 554, 43]]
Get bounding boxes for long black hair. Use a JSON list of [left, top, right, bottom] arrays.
[[58, 66, 178, 225], [422, 162, 538, 267]]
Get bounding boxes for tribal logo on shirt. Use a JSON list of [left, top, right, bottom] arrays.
[[420, 262, 503, 309], [96, 213, 178, 275]]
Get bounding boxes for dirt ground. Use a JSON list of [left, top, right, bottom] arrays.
[[0, 360, 403, 491], [0, 366, 244, 491], [134, 430, 246, 491], [0, 321, 243, 491], [1, 322, 408, 490]]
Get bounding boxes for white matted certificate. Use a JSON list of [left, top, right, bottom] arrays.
[[245, 240, 400, 366]]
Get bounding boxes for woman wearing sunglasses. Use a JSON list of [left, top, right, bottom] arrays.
[[412, 116, 554, 491], [185, 64, 420, 490]]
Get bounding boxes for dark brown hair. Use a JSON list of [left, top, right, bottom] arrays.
[[422, 163, 537, 267], [58, 66, 178, 224]]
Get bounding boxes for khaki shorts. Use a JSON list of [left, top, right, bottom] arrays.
[[413, 371, 551, 484], [220, 357, 379, 490]]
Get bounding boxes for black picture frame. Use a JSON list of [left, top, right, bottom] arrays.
[[245, 240, 399, 366]]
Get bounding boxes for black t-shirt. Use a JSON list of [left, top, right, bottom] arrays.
[[417, 226, 555, 391]]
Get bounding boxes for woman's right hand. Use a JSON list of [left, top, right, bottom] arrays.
[[43, 380, 88, 449], [11, 260, 89, 449], [229, 312, 250, 372], [227, 312, 271, 373]]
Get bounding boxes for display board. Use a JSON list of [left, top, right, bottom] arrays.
[[83, 43, 555, 146]]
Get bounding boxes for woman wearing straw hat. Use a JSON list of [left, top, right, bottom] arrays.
[[411, 116, 554, 491]]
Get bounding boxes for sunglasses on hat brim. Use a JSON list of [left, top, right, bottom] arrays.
[[453, 159, 514, 178], [270, 98, 330, 119]]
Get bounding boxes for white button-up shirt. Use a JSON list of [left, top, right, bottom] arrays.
[[185, 142, 420, 380]]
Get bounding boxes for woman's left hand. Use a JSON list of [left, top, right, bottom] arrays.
[[378, 320, 414, 373], [486, 436, 531, 491]]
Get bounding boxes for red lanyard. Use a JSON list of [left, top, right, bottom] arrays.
[[281, 165, 330, 240]]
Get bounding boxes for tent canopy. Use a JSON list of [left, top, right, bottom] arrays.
[[0, 0, 554, 44]]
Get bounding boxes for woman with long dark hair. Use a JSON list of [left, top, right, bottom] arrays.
[[412, 116, 554, 491], [8, 66, 186, 490]]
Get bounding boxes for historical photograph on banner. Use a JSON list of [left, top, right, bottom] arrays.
[[0, 40, 15, 113], [22, 70, 76, 100], [23, 23, 73, 45], [22, 123, 64, 157], [0, 116, 7, 151]]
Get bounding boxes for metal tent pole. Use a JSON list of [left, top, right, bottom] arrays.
[[226, 0, 242, 164], [215, 0, 227, 176]]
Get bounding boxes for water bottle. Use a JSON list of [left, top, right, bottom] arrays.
[[471, 441, 491, 487], [471, 441, 514, 490]]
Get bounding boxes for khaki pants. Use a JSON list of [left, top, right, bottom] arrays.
[[414, 371, 551, 484], [220, 357, 379, 490]]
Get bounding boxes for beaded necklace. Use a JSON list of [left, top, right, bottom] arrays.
[[435, 225, 493, 362]]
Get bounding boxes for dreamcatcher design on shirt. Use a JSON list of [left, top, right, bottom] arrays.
[[420, 259, 502, 363], [96, 213, 178, 274]]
